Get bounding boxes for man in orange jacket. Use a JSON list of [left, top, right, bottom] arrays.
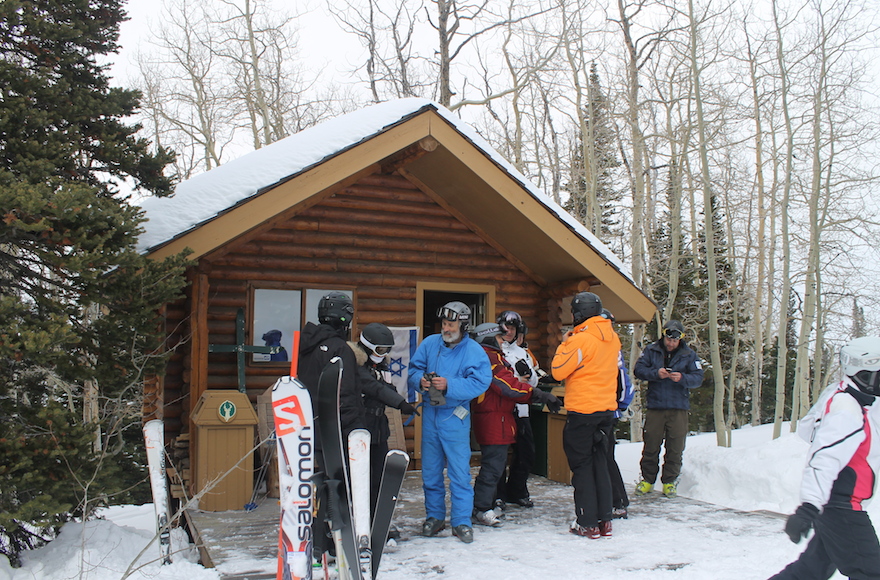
[[552, 291, 621, 539]]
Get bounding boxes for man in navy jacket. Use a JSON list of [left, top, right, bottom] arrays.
[[633, 319, 703, 498]]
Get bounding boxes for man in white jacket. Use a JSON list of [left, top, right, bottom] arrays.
[[771, 336, 880, 579]]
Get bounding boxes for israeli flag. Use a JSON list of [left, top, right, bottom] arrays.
[[388, 326, 419, 401]]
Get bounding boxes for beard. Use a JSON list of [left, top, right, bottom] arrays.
[[442, 328, 462, 344]]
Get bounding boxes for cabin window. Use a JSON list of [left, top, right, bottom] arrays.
[[250, 287, 354, 363], [251, 288, 301, 363]]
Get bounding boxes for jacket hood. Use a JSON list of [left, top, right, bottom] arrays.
[[300, 322, 346, 355], [347, 340, 368, 366], [574, 315, 616, 342]]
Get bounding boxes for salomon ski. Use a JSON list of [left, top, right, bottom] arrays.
[[370, 449, 409, 579], [143, 419, 172, 565], [317, 357, 363, 580], [272, 375, 315, 580], [348, 429, 372, 576]]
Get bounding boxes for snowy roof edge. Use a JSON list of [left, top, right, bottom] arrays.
[[136, 98, 634, 285]]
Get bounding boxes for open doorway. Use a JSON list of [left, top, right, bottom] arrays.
[[417, 283, 495, 341]]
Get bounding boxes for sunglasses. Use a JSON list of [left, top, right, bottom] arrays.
[[664, 329, 683, 339]]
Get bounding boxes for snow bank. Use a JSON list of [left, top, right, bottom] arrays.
[[3, 506, 218, 580]]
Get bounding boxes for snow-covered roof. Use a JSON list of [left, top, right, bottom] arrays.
[[137, 98, 631, 282]]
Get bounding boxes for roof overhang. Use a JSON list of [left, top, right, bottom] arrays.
[[144, 104, 655, 323]]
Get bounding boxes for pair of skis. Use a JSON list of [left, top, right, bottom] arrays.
[[272, 354, 409, 580]]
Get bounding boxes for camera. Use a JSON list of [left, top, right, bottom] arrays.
[[423, 372, 446, 406]]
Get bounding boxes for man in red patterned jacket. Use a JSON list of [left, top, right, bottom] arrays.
[[469, 322, 561, 528]]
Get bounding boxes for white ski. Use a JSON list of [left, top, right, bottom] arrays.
[[143, 419, 171, 565], [273, 376, 315, 580], [348, 428, 372, 577]]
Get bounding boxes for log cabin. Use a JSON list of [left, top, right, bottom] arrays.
[[138, 98, 655, 507]]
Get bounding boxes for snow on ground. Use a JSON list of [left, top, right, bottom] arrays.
[[0, 422, 865, 579]]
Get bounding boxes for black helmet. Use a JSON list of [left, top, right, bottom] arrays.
[[471, 322, 503, 347], [571, 292, 602, 326], [318, 291, 354, 329], [600, 309, 615, 323], [262, 329, 283, 343], [438, 301, 471, 332], [497, 310, 524, 338], [359, 322, 394, 358], [662, 319, 685, 340], [840, 337, 880, 396]]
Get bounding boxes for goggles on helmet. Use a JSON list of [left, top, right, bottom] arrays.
[[841, 351, 880, 372], [360, 335, 392, 357], [664, 329, 683, 339], [438, 306, 466, 321]]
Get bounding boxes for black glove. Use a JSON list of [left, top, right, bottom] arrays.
[[784, 503, 819, 544], [532, 389, 562, 413], [514, 359, 532, 379], [398, 400, 419, 416]]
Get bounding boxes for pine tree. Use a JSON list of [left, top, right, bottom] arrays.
[[563, 64, 623, 247], [0, 0, 188, 564], [690, 195, 751, 430]]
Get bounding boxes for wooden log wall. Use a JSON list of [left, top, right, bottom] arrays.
[[155, 170, 565, 486], [201, 171, 545, 397]]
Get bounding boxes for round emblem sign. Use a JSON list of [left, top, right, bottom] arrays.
[[218, 400, 237, 422]]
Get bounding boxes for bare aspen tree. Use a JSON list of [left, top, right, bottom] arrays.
[[213, 0, 297, 148], [771, 0, 795, 440], [686, 0, 729, 446], [136, 0, 231, 176], [612, 0, 676, 441], [327, 0, 426, 101], [743, 17, 769, 425]]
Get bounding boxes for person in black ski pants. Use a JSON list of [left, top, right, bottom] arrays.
[[298, 291, 365, 562], [348, 323, 418, 516], [770, 336, 880, 580]]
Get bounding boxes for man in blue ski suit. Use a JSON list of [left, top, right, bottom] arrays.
[[407, 301, 491, 544]]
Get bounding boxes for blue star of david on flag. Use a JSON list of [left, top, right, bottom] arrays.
[[389, 327, 419, 400]]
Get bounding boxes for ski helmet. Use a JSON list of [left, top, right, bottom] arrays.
[[600, 309, 615, 323], [571, 292, 602, 326], [663, 320, 685, 340], [840, 336, 880, 396], [359, 322, 395, 362], [438, 301, 471, 332], [497, 310, 525, 338], [318, 291, 354, 329], [471, 322, 503, 347]]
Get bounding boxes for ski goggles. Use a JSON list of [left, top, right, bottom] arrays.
[[664, 329, 683, 339], [438, 306, 468, 322], [361, 337, 392, 355]]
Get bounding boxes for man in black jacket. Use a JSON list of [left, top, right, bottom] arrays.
[[633, 320, 703, 499], [297, 291, 364, 559]]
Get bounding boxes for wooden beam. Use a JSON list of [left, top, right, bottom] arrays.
[[380, 136, 439, 173]]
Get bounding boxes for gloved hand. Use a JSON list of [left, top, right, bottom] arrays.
[[398, 400, 419, 416], [514, 359, 533, 379], [784, 503, 819, 543], [532, 388, 562, 413]]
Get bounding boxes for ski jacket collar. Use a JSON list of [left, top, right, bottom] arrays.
[[572, 315, 617, 342]]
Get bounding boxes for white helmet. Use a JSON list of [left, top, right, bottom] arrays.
[[840, 336, 880, 396]]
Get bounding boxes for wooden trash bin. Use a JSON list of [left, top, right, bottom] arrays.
[[191, 390, 259, 511]]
